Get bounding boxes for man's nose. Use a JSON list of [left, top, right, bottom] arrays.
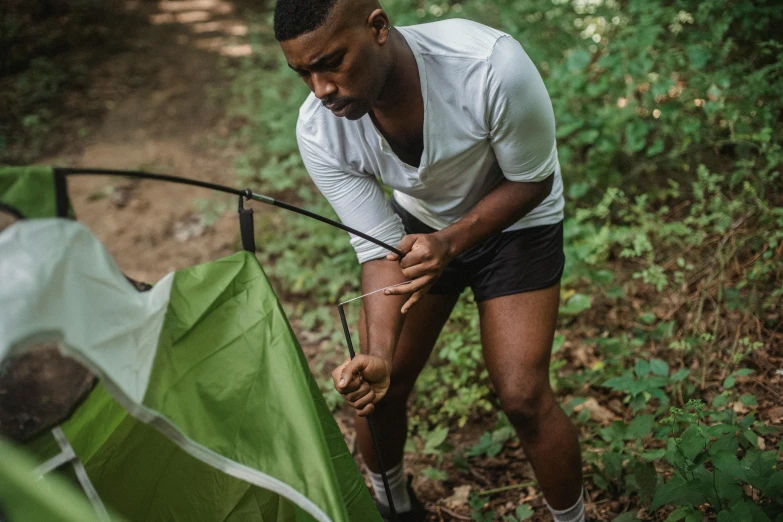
[[311, 72, 336, 100]]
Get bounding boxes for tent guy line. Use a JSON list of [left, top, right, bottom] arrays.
[[338, 280, 413, 306]]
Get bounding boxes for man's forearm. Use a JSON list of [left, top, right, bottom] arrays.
[[437, 174, 554, 258], [360, 259, 409, 363]]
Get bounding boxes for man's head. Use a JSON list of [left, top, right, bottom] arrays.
[[274, 0, 393, 120]]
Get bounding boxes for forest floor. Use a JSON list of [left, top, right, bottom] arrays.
[[9, 1, 781, 521]]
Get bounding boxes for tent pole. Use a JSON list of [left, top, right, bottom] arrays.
[[338, 304, 397, 521], [55, 168, 404, 257]]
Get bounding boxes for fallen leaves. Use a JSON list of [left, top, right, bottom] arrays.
[[573, 397, 619, 424]]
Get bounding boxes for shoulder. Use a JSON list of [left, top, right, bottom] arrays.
[[398, 19, 509, 61], [485, 34, 545, 102]]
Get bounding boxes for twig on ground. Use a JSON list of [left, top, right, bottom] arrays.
[[477, 481, 536, 496], [439, 507, 472, 521], [468, 467, 491, 487]]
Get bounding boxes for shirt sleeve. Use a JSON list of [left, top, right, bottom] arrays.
[[486, 35, 558, 182], [296, 119, 405, 264]]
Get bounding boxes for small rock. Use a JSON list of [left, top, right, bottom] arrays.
[[173, 219, 205, 242], [733, 401, 750, 414], [444, 485, 471, 508]]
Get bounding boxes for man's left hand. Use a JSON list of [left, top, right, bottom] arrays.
[[384, 232, 455, 313]]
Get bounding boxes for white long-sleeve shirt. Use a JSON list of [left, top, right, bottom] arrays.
[[296, 19, 564, 263]]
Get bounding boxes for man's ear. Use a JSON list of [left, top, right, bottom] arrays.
[[368, 9, 391, 44]]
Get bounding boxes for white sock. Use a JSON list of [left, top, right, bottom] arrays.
[[367, 462, 411, 513], [547, 490, 585, 522]]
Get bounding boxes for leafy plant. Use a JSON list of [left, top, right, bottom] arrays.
[[652, 400, 783, 520]]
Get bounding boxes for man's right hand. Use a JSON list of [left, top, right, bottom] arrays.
[[332, 354, 391, 417]]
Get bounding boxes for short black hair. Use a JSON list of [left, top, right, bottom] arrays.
[[274, 0, 340, 41]]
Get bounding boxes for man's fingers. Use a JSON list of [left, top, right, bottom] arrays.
[[347, 389, 376, 410], [400, 264, 434, 281], [384, 276, 430, 296], [334, 357, 364, 393], [339, 354, 377, 388], [343, 382, 372, 402], [398, 247, 428, 270], [395, 234, 419, 255], [332, 357, 350, 388], [401, 289, 426, 314], [356, 403, 375, 417]]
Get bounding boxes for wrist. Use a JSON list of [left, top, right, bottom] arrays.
[[434, 227, 464, 260], [368, 342, 395, 366]]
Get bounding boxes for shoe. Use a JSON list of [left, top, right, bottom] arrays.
[[374, 476, 426, 522]]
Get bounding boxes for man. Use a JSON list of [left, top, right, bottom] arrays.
[[274, 0, 584, 520]]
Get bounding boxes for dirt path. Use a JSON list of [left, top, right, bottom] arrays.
[[40, 0, 251, 283]]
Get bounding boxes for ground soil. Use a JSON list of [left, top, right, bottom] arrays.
[[37, 0, 251, 283]]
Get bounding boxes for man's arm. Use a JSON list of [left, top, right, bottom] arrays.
[[330, 175, 552, 414], [387, 35, 558, 310], [331, 258, 407, 416], [385, 174, 553, 311]]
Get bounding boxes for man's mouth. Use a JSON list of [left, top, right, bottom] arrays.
[[324, 100, 350, 113]]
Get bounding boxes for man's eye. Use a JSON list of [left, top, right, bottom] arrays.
[[325, 57, 344, 70]]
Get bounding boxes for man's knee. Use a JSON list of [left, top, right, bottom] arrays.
[[497, 377, 555, 440]]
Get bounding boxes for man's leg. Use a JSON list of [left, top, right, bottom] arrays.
[[356, 291, 460, 471], [477, 283, 583, 512]]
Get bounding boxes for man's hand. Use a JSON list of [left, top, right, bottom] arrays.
[[383, 232, 455, 313], [332, 354, 391, 417]]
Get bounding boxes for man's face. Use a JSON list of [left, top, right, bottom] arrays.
[[280, 16, 388, 120]]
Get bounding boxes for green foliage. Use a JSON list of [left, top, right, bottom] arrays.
[[503, 504, 534, 522], [467, 414, 516, 458], [602, 357, 688, 414], [468, 492, 495, 522], [652, 401, 783, 520]]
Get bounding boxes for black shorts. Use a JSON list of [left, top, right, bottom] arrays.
[[392, 199, 565, 302]]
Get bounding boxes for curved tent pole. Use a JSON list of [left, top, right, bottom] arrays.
[[54, 168, 404, 258]]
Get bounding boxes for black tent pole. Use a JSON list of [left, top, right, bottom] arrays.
[[55, 168, 404, 257], [338, 304, 397, 521]]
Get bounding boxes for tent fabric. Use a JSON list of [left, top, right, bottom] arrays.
[[0, 215, 381, 521], [0, 437, 114, 522], [0, 219, 173, 396], [0, 166, 62, 219]]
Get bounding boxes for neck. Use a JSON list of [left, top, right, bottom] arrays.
[[372, 29, 420, 116]]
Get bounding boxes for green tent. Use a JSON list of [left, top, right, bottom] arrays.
[[0, 167, 382, 522]]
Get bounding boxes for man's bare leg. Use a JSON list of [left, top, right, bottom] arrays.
[[356, 292, 459, 471], [477, 284, 583, 510]]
